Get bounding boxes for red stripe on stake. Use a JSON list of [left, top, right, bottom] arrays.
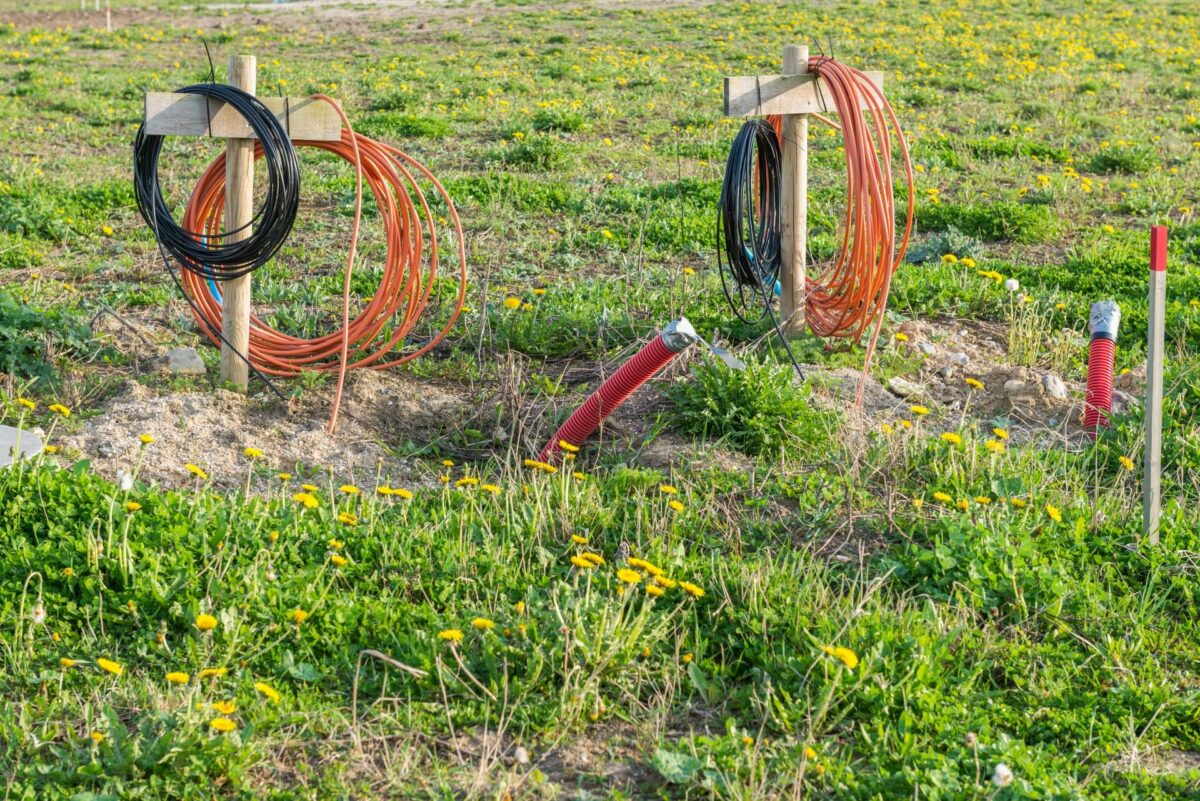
[[1150, 225, 1168, 271]]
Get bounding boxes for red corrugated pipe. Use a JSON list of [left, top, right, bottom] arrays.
[[540, 319, 699, 462], [1084, 301, 1120, 437]]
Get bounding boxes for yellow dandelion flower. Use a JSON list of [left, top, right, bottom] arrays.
[[209, 717, 237, 733], [682, 653, 694, 664], [481, 483, 501, 495], [197, 667, 228, 680], [957, 499, 970, 511], [570, 555, 595, 569], [17, 397, 36, 411], [965, 377, 984, 390], [438, 628, 464, 644], [1046, 504, 1062, 523], [658, 484, 678, 495], [138, 433, 154, 445], [336, 512, 358, 525], [985, 439, 1005, 454], [44, 445, 62, 454], [940, 432, 963, 446], [48, 403, 71, 417], [392, 487, 414, 499], [60, 657, 77, 669], [910, 405, 930, 416], [277, 473, 292, 481], [330, 553, 349, 567], [254, 682, 281, 703], [912, 498, 924, 509], [471, 617, 495, 631], [301, 484, 318, 492], [211, 700, 236, 715], [90, 731, 106, 744], [166, 671, 189, 685], [96, 658, 123, 676], [1010, 497, 1027, 508], [820, 645, 859, 669], [292, 492, 319, 510], [627, 557, 664, 577], [571, 534, 589, 545], [680, 581, 705, 598], [880, 422, 894, 435], [339, 484, 359, 495], [455, 476, 480, 487], [992, 427, 1009, 440], [558, 440, 580, 453], [503, 297, 521, 309], [668, 500, 684, 513], [123, 501, 141, 512], [290, 609, 310, 625], [646, 584, 665, 598], [243, 447, 264, 460], [1119, 456, 1135, 471], [195, 613, 218, 631], [805, 746, 818, 760], [655, 576, 678, 589], [581, 552, 605, 566], [616, 568, 642, 584], [974, 496, 992, 504], [941, 253, 959, 264], [185, 464, 208, 481]]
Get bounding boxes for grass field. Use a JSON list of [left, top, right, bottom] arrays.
[[3, 0, 1200, 798]]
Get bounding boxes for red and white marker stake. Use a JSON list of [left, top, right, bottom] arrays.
[[1144, 226, 1167, 545]]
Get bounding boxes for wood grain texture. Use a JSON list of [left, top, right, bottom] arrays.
[[723, 70, 883, 117], [219, 55, 256, 390], [779, 45, 808, 335], [1144, 228, 1168, 544], [144, 92, 342, 141]]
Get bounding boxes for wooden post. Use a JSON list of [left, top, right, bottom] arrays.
[[779, 44, 808, 335], [105, 0, 111, 33], [1144, 225, 1167, 545], [220, 55, 256, 391]]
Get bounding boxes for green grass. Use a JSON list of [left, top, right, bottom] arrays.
[[4, 0, 1200, 798]]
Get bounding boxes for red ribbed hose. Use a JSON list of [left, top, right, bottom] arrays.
[[1084, 337, 1115, 436], [540, 334, 678, 462]]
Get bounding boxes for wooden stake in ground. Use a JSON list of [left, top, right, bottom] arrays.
[[1144, 225, 1167, 545], [141, 57, 341, 390], [723, 46, 883, 336], [779, 45, 808, 335], [220, 55, 257, 390]]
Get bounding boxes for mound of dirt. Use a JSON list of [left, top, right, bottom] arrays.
[[59, 377, 440, 491]]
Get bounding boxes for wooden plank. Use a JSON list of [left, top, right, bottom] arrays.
[[144, 92, 342, 141], [724, 70, 884, 117], [779, 44, 807, 335], [1144, 225, 1167, 545], [219, 55, 256, 391]]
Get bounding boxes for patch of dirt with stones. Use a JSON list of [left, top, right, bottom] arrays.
[[57, 370, 481, 492]]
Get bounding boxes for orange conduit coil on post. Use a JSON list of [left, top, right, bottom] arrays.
[[179, 96, 467, 432], [764, 57, 915, 403]]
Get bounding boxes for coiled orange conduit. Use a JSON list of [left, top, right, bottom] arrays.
[[179, 96, 467, 432], [768, 57, 915, 403]]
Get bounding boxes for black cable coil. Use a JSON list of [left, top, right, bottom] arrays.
[[132, 83, 301, 282], [717, 118, 781, 322]]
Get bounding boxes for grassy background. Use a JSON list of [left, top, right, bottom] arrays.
[[3, 0, 1200, 798]]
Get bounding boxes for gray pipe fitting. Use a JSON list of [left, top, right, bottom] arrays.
[[1089, 301, 1120, 341]]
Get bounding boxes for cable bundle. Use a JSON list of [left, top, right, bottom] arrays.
[[133, 88, 466, 431], [133, 83, 301, 281], [717, 56, 914, 398]]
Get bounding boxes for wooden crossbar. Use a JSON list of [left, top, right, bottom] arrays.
[[144, 92, 342, 141], [723, 71, 884, 118]]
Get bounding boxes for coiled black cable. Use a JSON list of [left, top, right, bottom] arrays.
[[132, 82, 298, 399], [133, 83, 301, 282], [717, 118, 781, 322], [716, 118, 804, 379]]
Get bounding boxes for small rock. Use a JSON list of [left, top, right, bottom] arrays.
[[949, 352, 970, 366], [1112, 389, 1133, 413], [97, 441, 117, 458], [917, 342, 937, 356], [1041, 374, 1069, 400], [1003, 379, 1025, 395], [160, 347, 207, 376], [887, 376, 926, 398], [513, 746, 530, 766], [937, 366, 955, 379], [1048, 416, 1059, 427]]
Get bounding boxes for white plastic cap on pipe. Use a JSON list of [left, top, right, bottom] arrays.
[[1089, 301, 1121, 341]]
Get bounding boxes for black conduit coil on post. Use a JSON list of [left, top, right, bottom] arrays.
[[132, 83, 301, 282], [716, 117, 804, 379], [717, 118, 781, 322]]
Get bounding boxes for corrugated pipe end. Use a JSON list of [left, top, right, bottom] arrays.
[[661, 317, 699, 353], [1089, 301, 1121, 341]]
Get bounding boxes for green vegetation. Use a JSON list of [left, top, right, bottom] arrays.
[[2, 0, 1200, 798]]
